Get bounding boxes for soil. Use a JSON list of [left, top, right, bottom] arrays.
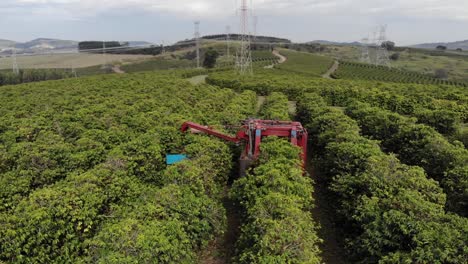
[[322, 61, 340, 79]]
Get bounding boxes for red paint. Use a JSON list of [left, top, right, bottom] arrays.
[[181, 119, 308, 169]]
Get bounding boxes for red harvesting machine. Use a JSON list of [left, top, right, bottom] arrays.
[[181, 119, 308, 175]]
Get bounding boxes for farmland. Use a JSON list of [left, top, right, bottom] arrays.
[[0, 46, 467, 264], [0, 53, 153, 70]]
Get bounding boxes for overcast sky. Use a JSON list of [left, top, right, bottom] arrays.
[[1, 0, 467, 45]]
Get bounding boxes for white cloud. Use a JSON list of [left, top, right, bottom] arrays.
[[2, 0, 468, 21]]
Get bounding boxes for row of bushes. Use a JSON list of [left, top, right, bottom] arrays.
[[259, 92, 291, 120], [345, 101, 468, 215], [231, 138, 322, 263], [0, 69, 74, 86], [297, 93, 467, 263], [226, 92, 321, 263], [0, 135, 233, 263], [0, 72, 261, 263], [206, 70, 467, 138], [333, 61, 468, 87]]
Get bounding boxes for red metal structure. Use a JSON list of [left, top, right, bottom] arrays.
[[181, 119, 308, 174]]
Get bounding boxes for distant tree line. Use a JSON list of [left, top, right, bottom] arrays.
[[78, 41, 124, 52], [0, 69, 74, 86], [202, 34, 291, 43], [78, 40, 198, 56]]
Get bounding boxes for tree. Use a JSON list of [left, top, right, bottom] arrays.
[[203, 48, 219, 68], [436, 45, 447, 51], [389, 53, 400, 61], [381, 41, 396, 51], [456, 48, 463, 52], [434, 68, 448, 79]]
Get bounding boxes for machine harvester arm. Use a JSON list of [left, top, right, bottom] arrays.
[[181, 122, 243, 144]]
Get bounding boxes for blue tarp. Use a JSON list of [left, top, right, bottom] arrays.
[[166, 154, 188, 165]]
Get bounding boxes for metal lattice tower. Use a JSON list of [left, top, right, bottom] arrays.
[[226, 26, 231, 58], [194, 21, 201, 68], [236, 0, 253, 75], [253, 15, 258, 42], [12, 46, 19, 75], [360, 37, 371, 63], [101, 41, 108, 69], [375, 25, 390, 67], [71, 64, 77, 78]]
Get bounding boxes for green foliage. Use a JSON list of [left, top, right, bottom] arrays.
[[275, 49, 334, 76], [0, 69, 75, 86], [0, 70, 261, 263], [297, 92, 468, 263], [345, 101, 468, 215], [260, 92, 291, 120], [203, 48, 219, 69], [333, 61, 467, 87], [230, 138, 322, 264]]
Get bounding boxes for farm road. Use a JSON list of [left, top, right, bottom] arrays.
[[322, 61, 339, 79], [265, 49, 287, 68]]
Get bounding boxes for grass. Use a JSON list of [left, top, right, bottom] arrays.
[[0, 53, 154, 69], [121, 58, 196, 73], [275, 49, 334, 76], [316, 44, 468, 82]]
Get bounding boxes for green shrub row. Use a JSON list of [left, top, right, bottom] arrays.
[[333, 61, 468, 88], [230, 138, 322, 263], [297, 93, 467, 263], [206, 70, 468, 137], [345, 101, 468, 215], [260, 92, 291, 120], [0, 72, 260, 263]]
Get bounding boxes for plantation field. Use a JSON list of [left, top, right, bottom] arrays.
[[333, 61, 467, 87], [0, 46, 467, 264], [317, 44, 468, 82], [0, 53, 153, 69], [274, 49, 334, 76]]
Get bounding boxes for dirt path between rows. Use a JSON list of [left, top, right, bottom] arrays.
[[322, 61, 339, 79], [112, 65, 125, 74], [307, 161, 348, 264], [189, 75, 208, 85], [265, 50, 287, 69]]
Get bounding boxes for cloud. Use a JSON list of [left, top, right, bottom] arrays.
[[3, 0, 467, 21]]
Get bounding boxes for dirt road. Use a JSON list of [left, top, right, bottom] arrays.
[[322, 61, 339, 79], [265, 50, 287, 68]]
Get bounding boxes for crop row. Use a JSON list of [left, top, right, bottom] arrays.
[[296, 93, 467, 263], [274, 50, 334, 77], [345, 101, 468, 215], [333, 61, 468, 87], [230, 92, 321, 263], [0, 71, 258, 263], [206, 70, 468, 143]]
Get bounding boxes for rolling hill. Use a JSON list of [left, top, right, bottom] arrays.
[[412, 40, 468, 50]]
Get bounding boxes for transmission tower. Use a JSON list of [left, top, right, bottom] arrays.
[[236, 0, 253, 75], [71, 64, 77, 78], [101, 41, 108, 70], [375, 25, 390, 67], [360, 37, 371, 63], [226, 26, 231, 58], [12, 46, 19, 75], [194, 21, 201, 68], [253, 15, 258, 42]]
